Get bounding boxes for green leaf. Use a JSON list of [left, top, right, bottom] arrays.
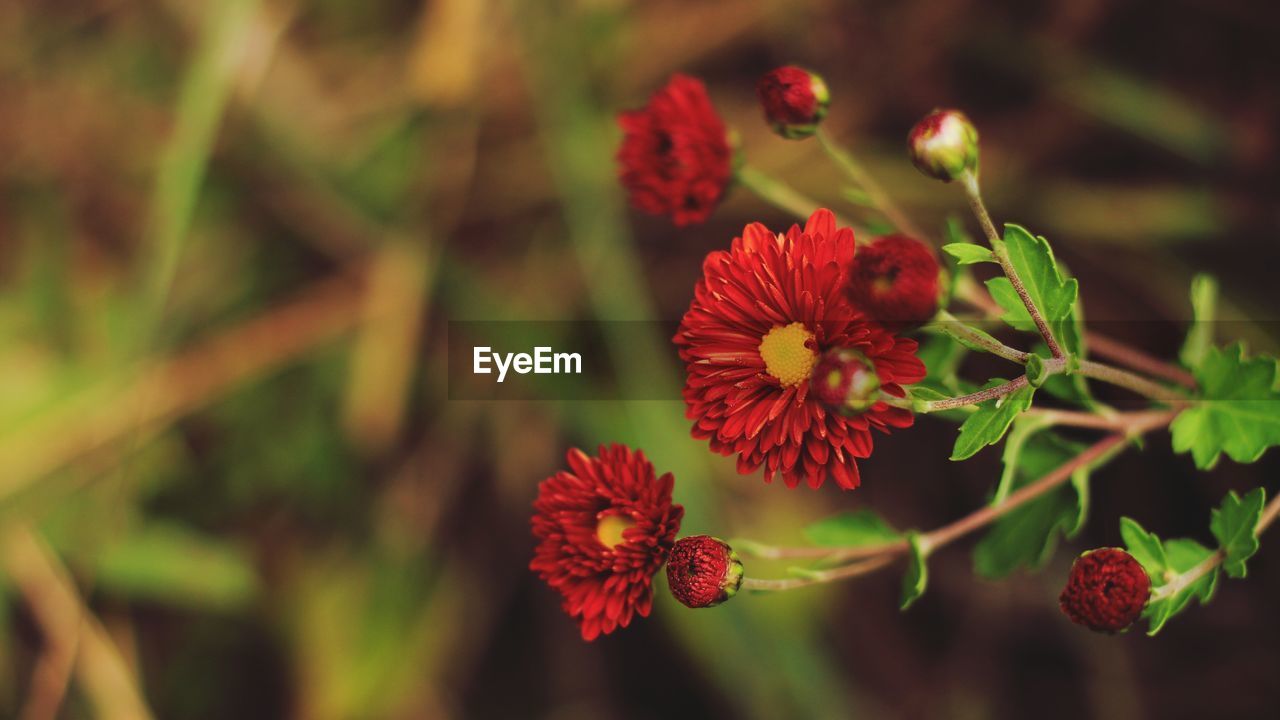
[[804, 510, 903, 547], [1119, 517, 1168, 578], [1210, 487, 1265, 578], [942, 243, 995, 265], [950, 380, 1036, 460], [917, 333, 968, 391], [1143, 538, 1218, 636], [1170, 343, 1280, 469], [1179, 273, 1218, 369], [975, 433, 1094, 578], [993, 414, 1057, 504], [998, 224, 1079, 325], [900, 532, 929, 610]]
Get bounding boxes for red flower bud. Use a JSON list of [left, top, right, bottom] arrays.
[[907, 109, 979, 182], [756, 66, 829, 139], [847, 234, 942, 329], [811, 348, 881, 413], [666, 536, 744, 608], [1059, 548, 1151, 633]]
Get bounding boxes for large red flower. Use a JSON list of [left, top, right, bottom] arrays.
[[617, 74, 733, 226], [531, 445, 684, 640], [674, 209, 926, 490]]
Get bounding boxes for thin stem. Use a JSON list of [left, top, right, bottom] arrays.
[[960, 171, 1065, 359], [923, 433, 1129, 549], [1086, 331, 1197, 389], [919, 375, 1030, 412], [1077, 359, 1189, 405], [741, 556, 897, 592], [1024, 408, 1177, 432], [737, 164, 859, 231], [738, 415, 1173, 580], [1151, 492, 1280, 602], [930, 310, 1030, 363], [815, 129, 926, 240]]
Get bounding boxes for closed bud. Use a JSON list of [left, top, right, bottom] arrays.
[[757, 66, 830, 140], [907, 109, 979, 182], [811, 348, 881, 414], [666, 536, 744, 608], [1059, 548, 1151, 633]]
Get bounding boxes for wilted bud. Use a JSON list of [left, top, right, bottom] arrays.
[[810, 348, 881, 413], [1059, 548, 1151, 633], [756, 66, 830, 139], [666, 536, 745, 608], [907, 108, 979, 182]]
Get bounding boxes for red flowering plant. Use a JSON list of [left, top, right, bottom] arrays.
[[533, 67, 1280, 640]]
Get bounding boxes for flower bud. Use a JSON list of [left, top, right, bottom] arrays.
[[666, 536, 744, 608], [1059, 548, 1151, 633], [756, 66, 829, 139], [811, 348, 881, 413], [907, 109, 979, 182], [847, 234, 942, 329]]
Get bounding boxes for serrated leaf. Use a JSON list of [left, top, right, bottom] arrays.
[[975, 433, 1094, 579], [900, 532, 928, 610], [1179, 274, 1218, 369], [804, 510, 903, 547], [942, 243, 995, 265], [999, 224, 1078, 324], [1170, 343, 1280, 469], [1210, 487, 1265, 578], [950, 380, 1036, 460], [1119, 517, 1168, 578]]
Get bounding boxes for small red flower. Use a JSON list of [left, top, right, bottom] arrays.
[[617, 74, 733, 226], [847, 234, 941, 329], [531, 445, 684, 640], [1059, 548, 1151, 633], [674, 209, 926, 490], [756, 66, 829, 139], [666, 536, 744, 608]]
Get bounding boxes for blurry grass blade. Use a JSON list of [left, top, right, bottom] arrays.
[[342, 241, 435, 455], [141, 0, 261, 332], [91, 522, 259, 611]]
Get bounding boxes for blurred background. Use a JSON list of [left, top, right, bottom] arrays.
[[2, 0, 1280, 718]]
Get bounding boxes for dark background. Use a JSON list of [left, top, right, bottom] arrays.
[[2, 0, 1280, 718]]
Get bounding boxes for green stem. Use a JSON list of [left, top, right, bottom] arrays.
[[1150, 491, 1280, 602], [931, 309, 1030, 363], [960, 171, 1065, 359], [815, 129, 926, 240], [737, 165, 859, 231]]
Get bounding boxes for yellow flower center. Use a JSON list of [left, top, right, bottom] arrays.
[[758, 322, 818, 386], [596, 513, 637, 550]]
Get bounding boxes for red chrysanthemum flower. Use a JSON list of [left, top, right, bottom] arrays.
[[674, 209, 927, 490], [756, 66, 829, 139], [531, 445, 684, 640], [847, 234, 941, 329], [1059, 548, 1152, 633], [617, 74, 734, 226], [666, 535, 744, 608]]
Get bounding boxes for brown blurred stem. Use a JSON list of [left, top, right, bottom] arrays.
[[737, 165, 860, 232]]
